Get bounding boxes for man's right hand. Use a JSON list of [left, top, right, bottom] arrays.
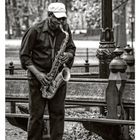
[[26, 65, 50, 86], [36, 72, 51, 86]]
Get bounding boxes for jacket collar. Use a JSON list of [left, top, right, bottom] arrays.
[[42, 19, 54, 36]]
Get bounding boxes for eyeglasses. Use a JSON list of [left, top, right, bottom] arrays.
[[52, 14, 66, 22], [56, 17, 66, 22]]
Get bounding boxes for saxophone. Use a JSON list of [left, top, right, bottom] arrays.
[[40, 24, 71, 99]]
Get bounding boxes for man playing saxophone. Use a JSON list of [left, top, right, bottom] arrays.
[[19, 2, 76, 140]]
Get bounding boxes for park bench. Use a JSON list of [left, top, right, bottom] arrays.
[[6, 64, 99, 78], [5, 42, 135, 140], [6, 74, 135, 140]]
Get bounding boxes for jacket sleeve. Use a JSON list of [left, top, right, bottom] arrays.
[[65, 25, 76, 69], [19, 27, 37, 70]]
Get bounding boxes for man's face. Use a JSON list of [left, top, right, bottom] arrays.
[[49, 14, 67, 30]]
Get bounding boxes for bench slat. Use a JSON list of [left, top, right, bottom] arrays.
[[6, 113, 135, 125], [6, 96, 135, 108]]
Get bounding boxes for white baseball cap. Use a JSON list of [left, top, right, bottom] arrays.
[[48, 3, 67, 18]]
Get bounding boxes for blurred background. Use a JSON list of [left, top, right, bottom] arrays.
[[5, 0, 135, 45]]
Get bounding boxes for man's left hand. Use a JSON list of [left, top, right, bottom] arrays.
[[59, 52, 73, 64]]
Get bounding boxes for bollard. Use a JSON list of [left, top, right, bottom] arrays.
[[107, 46, 127, 118], [11, 101, 16, 113], [106, 46, 131, 140], [85, 48, 89, 72], [122, 45, 135, 79], [84, 48, 91, 111], [9, 62, 16, 112], [9, 61, 14, 75], [85, 60, 89, 73]]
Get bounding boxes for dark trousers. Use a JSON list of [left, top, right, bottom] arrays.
[[27, 77, 66, 140]]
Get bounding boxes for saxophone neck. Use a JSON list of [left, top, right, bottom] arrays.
[[59, 24, 69, 38], [59, 24, 64, 32]]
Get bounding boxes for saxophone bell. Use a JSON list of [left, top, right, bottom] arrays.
[[61, 67, 71, 82], [41, 67, 70, 99]]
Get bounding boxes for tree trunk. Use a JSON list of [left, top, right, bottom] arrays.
[[5, 0, 11, 39], [114, 0, 127, 48], [117, 3, 127, 47], [12, 0, 21, 37]]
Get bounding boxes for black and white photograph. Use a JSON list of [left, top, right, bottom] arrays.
[[4, 0, 136, 140]]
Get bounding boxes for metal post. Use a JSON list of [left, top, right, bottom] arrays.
[[131, 18, 134, 50], [85, 48, 89, 72], [96, 0, 115, 78], [107, 46, 131, 140], [96, 0, 115, 116], [9, 62, 14, 75]]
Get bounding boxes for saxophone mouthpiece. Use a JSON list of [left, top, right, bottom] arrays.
[[59, 24, 64, 32], [59, 24, 62, 29]]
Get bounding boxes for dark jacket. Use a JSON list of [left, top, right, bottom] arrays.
[[19, 19, 76, 73]]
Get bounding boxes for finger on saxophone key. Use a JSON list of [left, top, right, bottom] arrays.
[[44, 76, 51, 85]]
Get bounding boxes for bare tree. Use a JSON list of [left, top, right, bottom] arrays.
[[113, 0, 128, 47]]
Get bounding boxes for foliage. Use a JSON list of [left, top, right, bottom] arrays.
[[5, 0, 134, 40], [63, 123, 104, 140], [6, 108, 135, 140], [6, 0, 102, 38], [63, 108, 135, 140], [5, 0, 49, 38], [69, 0, 101, 30], [64, 108, 104, 140]]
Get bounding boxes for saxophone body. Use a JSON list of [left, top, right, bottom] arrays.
[[41, 25, 70, 99]]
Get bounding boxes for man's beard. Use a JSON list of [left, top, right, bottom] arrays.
[[49, 19, 60, 31]]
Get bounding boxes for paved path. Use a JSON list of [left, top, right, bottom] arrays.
[[5, 39, 134, 65], [5, 39, 99, 49], [5, 40, 100, 65], [5, 39, 134, 49]]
